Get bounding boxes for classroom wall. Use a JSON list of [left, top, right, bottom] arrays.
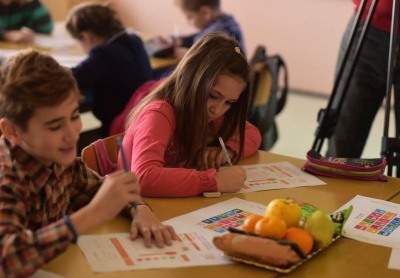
[[106, 0, 354, 96]]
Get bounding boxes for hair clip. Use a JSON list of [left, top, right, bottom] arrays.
[[234, 46, 241, 54]]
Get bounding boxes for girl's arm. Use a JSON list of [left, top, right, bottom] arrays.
[[121, 101, 218, 197]]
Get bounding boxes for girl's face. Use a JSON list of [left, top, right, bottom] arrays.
[[207, 74, 246, 122]]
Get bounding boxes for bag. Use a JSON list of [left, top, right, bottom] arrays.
[[303, 150, 387, 181], [248, 45, 288, 151]]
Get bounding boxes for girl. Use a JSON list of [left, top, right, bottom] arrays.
[[120, 32, 261, 197]]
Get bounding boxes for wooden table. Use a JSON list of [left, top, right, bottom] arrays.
[[43, 151, 400, 277]]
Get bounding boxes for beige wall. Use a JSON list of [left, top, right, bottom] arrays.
[[45, 0, 354, 95], [108, 0, 354, 95]]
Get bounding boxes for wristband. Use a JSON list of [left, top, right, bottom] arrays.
[[63, 215, 78, 244]]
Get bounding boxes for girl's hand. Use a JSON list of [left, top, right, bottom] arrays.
[[198, 147, 235, 170], [88, 170, 142, 224], [214, 166, 247, 193], [129, 205, 178, 248]]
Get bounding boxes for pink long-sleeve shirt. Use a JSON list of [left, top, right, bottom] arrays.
[[119, 99, 261, 197]]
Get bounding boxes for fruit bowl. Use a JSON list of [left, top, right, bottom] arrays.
[[215, 227, 340, 273]]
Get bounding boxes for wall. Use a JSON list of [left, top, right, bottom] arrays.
[[108, 0, 354, 95]]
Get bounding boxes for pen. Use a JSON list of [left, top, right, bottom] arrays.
[[219, 137, 233, 167], [116, 137, 137, 211]]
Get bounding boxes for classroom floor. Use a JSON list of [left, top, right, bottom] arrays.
[[270, 91, 396, 160]]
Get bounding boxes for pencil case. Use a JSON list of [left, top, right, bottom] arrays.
[[302, 150, 387, 181]]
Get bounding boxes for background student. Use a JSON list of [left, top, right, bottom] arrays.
[[119, 32, 261, 198], [327, 0, 400, 158], [65, 2, 153, 148], [0, 49, 176, 277], [173, 0, 245, 58], [0, 0, 54, 43]]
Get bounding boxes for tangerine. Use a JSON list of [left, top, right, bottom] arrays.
[[242, 214, 263, 233], [283, 227, 314, 255], [254, 215, 287, 239]]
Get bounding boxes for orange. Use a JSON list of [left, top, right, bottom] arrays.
[[242, 214, 264, 233], [254, 215, 287, 239], [283, 227, 314, 255]]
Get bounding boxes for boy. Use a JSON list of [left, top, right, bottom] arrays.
[[0, 49, 176, 277], [66, 2, 153, 144], [0, 0, 54, 43], [173, 0, 245, 58]]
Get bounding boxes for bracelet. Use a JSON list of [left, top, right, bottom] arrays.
[[63, 215, 78, 244], [130, 201, 153, 212]]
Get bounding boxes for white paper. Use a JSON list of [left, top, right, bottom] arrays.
[[29, 269, 63, 278], [335, 195, 400, 249], [78, 198, 266, 272], [234, 162, 325, 194], [388, 248, 400, 270]]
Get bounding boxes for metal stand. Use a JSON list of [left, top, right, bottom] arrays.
[[311, 0, 400, 177]]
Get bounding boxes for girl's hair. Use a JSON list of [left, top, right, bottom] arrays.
[[65, 2, 125, 40], [0, 49, 79, 131], [127, 32, 251, 168], [174, 0, 220, 11]]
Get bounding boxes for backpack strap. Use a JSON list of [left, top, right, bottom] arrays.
[[91, 139, 117, 176], [270, 55, 288, 115]]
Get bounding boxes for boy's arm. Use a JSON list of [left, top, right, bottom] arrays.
[[179, 33, 197, 48], [24, 0, 54, 34]]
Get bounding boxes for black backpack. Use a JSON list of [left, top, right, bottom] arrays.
[[248, 45, 289, 151]]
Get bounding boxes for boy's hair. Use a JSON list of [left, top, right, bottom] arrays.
[[65, 2, 125, 40], [128, 32, 250, 167], [174, 0, 220, 11], [0, 49, 79, 131]]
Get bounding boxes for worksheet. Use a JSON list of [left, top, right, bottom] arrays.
[[236, 162, 325, 193], [334, 195, 400, 249], [78, 198, 266, 272]]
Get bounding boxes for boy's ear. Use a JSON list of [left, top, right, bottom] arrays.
[[0, 118, 23, 145], [79, 31, 93, 43]]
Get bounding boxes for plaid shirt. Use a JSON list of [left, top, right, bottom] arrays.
[[0, 137, 103, 277]]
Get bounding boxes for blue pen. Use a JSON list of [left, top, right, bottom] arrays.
[[116, 137, 137, 211]]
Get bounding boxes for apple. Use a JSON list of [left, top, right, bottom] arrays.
[[264, 199, 302, 227]]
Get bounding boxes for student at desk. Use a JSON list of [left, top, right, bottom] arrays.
[[173, 0, 246, 58], [0, 0, 54, 43], [0, 49, 176, 277], [120, 32, 261, 198], [65, 3, 153, 141]]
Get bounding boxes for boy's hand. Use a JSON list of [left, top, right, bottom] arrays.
[[88, 170, 142, 223], [3, 28, 34, 44], [129, 205, 178, 248], [214, 166, 247, 193]]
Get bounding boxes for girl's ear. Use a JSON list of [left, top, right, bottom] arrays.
[[0, 118, 23, 145]]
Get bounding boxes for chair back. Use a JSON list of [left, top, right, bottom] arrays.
[[81, 132, 125, 175]]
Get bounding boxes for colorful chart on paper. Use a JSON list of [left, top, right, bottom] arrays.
[[236, 162, 325, 193], [198, 208, 253, 233], [354, 209, 400, 236]]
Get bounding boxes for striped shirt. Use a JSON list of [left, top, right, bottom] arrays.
[[0, 137, 103, 277], [0, 0, 54, 39]]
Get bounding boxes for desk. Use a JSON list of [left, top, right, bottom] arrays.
[[43, 151, 400, 277], [0, 34, 178, 71]]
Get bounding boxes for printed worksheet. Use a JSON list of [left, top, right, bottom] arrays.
[[334, 195, 400, 249], [78, 198, 267, 272], [388, 248, 400, 270], [237, 162, 325, 193]]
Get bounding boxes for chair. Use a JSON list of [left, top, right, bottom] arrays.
[[248, 45, 288, 151], [80, 132, 125, 175]]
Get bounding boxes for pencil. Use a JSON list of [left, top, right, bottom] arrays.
[[218, 137, 233, 167], [116, 137, 137, 210]]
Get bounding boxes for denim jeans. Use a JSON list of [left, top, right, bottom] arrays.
[[327, 14, 400, 157]]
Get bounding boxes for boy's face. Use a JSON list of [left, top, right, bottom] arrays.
[[16, 92, 82, 166], [181, 7, 211, 30]]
